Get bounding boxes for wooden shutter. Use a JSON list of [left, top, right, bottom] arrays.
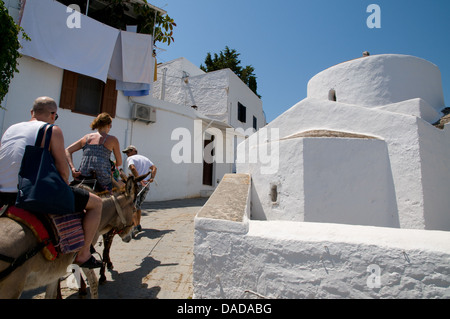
[[59, 70, 78, 110], [101, 79, 117, 118]]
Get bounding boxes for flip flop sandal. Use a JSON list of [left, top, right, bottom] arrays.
[[78, 255, 103, 269]]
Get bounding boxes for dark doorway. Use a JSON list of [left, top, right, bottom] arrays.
[[202, 138, 214, 186]]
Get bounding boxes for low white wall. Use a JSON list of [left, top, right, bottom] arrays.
[[194, 219, 450, 299], [193, 175, 450, 299]]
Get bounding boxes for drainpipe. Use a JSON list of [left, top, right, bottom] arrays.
[[161, 68, 167, 100]]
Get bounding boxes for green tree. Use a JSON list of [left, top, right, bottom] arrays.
[[0, 1, 29, 105], [200, 46, 260, 98]]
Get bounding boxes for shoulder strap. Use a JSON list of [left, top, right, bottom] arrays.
[[34, 123, 54, 149], [43, 125, 54, 150], [101, 134, 109, 145], [34, 123, 49, 147]]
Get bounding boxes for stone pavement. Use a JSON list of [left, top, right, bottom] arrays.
[[21, 197, 208, 299]]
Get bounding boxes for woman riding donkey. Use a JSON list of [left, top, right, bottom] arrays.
[[65, 112, 122, 192], [65, 113, 125, 284]]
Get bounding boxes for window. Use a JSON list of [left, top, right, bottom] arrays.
[[253, 116, 257, 130], [238, 102, 246, 123], [59, 70, 118, 117], [328, 89, 337, 102]]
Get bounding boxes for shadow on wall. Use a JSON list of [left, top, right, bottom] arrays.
[[250, 182, 266, 220]]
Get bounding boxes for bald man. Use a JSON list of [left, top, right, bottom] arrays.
[[0, 97, 103, 268]]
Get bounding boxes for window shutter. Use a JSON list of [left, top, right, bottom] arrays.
[[101, 79, 117, 118], [59, 70, 78, 110]]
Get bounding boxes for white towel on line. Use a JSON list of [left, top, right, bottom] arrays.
[[19, 0, 119, 83]]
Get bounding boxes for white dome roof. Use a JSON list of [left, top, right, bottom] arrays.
[[307, 54, 445, 112]]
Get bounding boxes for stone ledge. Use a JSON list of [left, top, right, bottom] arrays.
[[195, 174, 250, 234]]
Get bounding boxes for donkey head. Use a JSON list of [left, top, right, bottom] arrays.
[[124, 171, 151, 200], [113, 171, 151, 242]]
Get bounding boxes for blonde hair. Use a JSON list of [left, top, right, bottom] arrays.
[[90, 112, 112, 130]]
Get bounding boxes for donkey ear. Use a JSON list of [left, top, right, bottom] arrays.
[[125, 175, 135, 197], [119, 170, 128, 182], [135, 171, 151, 183]]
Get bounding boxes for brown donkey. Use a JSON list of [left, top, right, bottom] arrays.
[[0, 174, 148, 299]]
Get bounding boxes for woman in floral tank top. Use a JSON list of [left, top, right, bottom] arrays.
[[65, 113, 122, 191]]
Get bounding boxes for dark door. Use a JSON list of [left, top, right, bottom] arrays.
[[202, 138, 213, 186]]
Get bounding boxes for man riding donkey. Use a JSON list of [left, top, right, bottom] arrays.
[[0, 97, 103, 269]]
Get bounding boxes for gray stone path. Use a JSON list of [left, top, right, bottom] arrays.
[[21, 197, 208, 299]]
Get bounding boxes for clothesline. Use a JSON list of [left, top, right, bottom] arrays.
[[20, 0, 154, 87]]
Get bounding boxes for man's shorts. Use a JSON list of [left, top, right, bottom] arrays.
[[135, 183, 150, 210], [0, 187, 90, 213], [71, 186, 90, 212]]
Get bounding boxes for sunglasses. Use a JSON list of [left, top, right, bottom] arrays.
[[51, 112, 59, 121]]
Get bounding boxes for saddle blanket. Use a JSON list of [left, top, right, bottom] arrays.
[[6, 206, 58, 261], [49, 212, 85, 255], [6, 206, 85, 260]]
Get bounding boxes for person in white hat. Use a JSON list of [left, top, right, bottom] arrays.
[[121, 145, 157, 237]]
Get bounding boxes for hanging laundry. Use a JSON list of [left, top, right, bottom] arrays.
[[19, 0, 119, 83], [115, 81, 150, 97], [108, 30, 154, 96]]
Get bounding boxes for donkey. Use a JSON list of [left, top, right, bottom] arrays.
[[69, 175, 132, 285], [0, 173, 148, 299]]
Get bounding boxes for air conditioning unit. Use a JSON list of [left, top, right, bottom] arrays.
[[131, 103, 156, 124]]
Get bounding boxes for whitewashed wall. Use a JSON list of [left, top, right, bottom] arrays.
[[227, 69, 265, 131], [152, 57, 206, 105], [417, 119, 450, 229], [195, 218, 450, 299]]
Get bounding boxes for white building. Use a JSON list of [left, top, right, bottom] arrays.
[[153, 57, 265, 132], [244, 54, 450, 230], [1, 0, 264, 202], [194, 54, 450, 299]]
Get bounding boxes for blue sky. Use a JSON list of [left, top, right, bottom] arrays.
[[151, 0, 450, 123]]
